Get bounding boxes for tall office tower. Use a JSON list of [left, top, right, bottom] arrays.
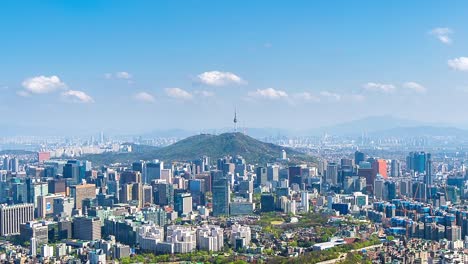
[[255, 167, 267, 186], [301, 191, 310, 212], [132, 161, 145, 174], [0, 203, 34, 236], [372, 159, 388, 179], [425, 153, 433, 185], [63, 160, 83, 184], [407, 152, 427, 173], [326, 163, 338, 185], [73, 217, 101, 241], [260, 194, 275, 212], [153, 181, 174, 206], [390, 160, 401, 177], [289, 166, 302, 186], [2, 156, 10, 171], [10, 157, 19, 173], [142, 185, 153, 206], [120, 182, 144, 207], [212, 173, 230, 216], [70, 183, 96, 210], [354, 151, 365, 166], [174, 193, 193, 215], [146, 161, 163, 183], [267, 165, 279, 182], [120, 170, 142, 184], [374, 176, 385, 200]]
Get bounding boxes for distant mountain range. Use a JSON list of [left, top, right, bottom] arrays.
[[83, 132, 315, 165], [312, 116, 468, 137]]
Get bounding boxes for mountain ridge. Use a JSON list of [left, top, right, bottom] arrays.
[[82, 132, 315, 165]]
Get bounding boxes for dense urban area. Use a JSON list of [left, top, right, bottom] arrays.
[[1, 130, 468, 264]]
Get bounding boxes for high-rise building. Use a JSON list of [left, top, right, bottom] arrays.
[[70, 183, 96, 210], [120, 170, 142, 184], [354, 151, 365, 166], [326, 163, 338, 185], [212, 173, 230, 216], [146, 161, 163, 183], [255, 167, 267, 186], [174, 193, 193, 216], [390, 160, 401, 177], [267, 165, 279, 182], [260, 194, 275, 212], [153, 181, 174, 206], [373, 159, 387, 179], [407, 152, 427, 173], [425, 153, 433, 185], [0, 203, 34, 236], [142, 185, 153, 206], [10, 157, 19, 173], [73, 217, 101, 241], [63, 160, 84, 184], [289, 166, 302, 186]]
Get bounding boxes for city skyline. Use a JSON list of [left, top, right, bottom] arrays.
[[2, 1, 468, 134]]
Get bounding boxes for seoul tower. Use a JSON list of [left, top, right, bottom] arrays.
[[233, 108, 238, 132]]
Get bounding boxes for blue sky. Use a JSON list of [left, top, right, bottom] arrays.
[[1, 1, 468, 135]]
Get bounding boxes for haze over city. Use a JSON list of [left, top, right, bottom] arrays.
[[2, 1, 468, 135]]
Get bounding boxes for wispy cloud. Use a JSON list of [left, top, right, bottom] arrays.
[[104, 71, 133, 79], [61, 90, 94, 103], [448, 57, 468, 71], [248, 88, 288, 99], [320, 91, 341, 101], [429, 27, 453, 44], [134, 92, 155, 103], [403, 82, 426, 93], [165, 88, 193, 100], [363, 82, 396, 93], [21, 75, 66, 94], [197, 71, 245, 86]]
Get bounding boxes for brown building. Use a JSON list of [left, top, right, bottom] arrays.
[[70, 183, 96, 210]]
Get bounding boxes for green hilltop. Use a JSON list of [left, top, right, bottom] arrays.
[[82, 132, 315, 165]]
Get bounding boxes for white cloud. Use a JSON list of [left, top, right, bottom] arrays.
[[430, 27, 453, 44], [61, 90, 94, 103], [292, 92, 320, 102], [363, 82, 396, 93], [448, 57, 468, 71], [248, 88, 288, 99], [195, 90, 215, 97], [115, 71, 132, 79], [134, 92, 155, 103], [22, 75, 66, 94], [104, 71, 133, 79], [197, 71, 245, 86], [403, 82, 427, 93], [165, 88, 193, 100], [320, 91, 341, 101]]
